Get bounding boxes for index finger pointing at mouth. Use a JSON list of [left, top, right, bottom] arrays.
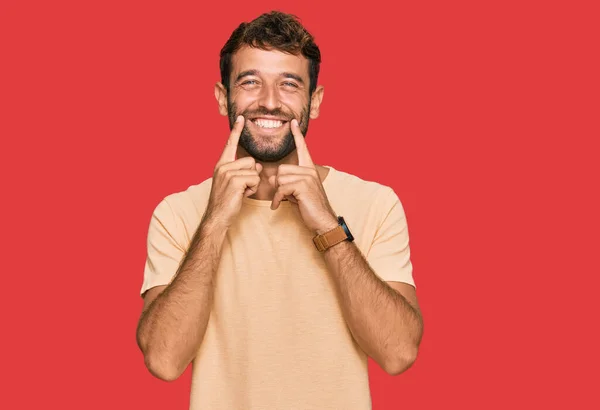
[[218, 115, 244, 166], [291, 119, 314, 168]]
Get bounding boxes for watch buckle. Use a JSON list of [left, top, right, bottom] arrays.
[[313, 235, 328, 252]]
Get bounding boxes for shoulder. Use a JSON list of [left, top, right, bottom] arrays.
[[323, 166, 409, 253], [325, 165, 399, 208], [154, 177, 214, 221]]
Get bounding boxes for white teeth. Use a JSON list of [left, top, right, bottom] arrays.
[[254, 119, 283, 128]]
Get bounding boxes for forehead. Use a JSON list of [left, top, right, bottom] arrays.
[[231, 46, 309, 79]]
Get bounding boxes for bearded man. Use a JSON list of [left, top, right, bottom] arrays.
[[136, 10, 423, 410]]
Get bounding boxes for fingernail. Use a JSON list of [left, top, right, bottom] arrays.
[[236, 115, 243, 123], [291, 119, 298, 127]]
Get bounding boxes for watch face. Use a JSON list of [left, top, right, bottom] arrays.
[[339, 217, 354, 241]]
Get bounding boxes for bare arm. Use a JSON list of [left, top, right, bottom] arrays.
[[322, 238, 423, 376], [136, 116, 261, 381], [136, 217, 227, 381], [268, 119, 423, 376]]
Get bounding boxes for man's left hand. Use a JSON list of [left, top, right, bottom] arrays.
[[269, 119, 339, 235]]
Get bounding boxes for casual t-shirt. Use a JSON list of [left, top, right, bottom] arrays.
[[140, 165, 415, 410]]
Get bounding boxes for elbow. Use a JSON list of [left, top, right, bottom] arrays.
[[137, 329, 186, 382], [144, 351, 185, 382], [383, 345, 419, 376]]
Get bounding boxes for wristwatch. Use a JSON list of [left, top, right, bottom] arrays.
[[313, 216, 354, 252]]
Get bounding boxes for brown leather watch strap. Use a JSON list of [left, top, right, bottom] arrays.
[[313, 225, 348, 252]]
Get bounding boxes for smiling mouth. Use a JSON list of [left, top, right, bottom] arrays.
[[250, 118, 289, 129]]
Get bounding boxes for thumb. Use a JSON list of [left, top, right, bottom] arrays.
[[268, 175, 277, 187], [255, 163, 263, 173]]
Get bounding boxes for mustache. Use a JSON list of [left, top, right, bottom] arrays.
[[242, 108, 294, 121]]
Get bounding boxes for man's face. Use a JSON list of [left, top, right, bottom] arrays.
[[217, 46, 322, 162]]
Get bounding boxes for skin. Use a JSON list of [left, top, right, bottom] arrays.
[[136, 118, 261, 381], [137, 46, 423, 381], [214, 46, 328, 204]]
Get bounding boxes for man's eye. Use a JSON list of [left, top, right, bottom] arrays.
[[283, 82, 298, 88], [241, 80, 258, 86]]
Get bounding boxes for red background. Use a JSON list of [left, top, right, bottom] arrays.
[[1, 0, 598, 409]]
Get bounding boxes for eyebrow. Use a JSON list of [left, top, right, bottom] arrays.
[[235, 70, 305, 85], [235, 70, 259, 83]]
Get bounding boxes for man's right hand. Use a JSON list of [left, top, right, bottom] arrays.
[[203, 115, 262, 228]]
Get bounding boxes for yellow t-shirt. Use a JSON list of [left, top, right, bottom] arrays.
[[140, 165, 415, 410]]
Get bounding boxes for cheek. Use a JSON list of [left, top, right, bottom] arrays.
[[229, 90, 256, 109], [281, 94, 309, 114]]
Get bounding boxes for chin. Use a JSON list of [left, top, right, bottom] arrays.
[[241, 141, 295, 163], [239, 129, 295, 162]]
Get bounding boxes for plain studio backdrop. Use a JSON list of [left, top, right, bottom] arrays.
[[1, 0, 598, 409]]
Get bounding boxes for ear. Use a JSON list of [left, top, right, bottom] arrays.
[[309, 85, 324, 119], [214, 82, 228, 116]]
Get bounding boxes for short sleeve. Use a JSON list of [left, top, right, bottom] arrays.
[[140, 198, 186, 297], [366, 188, 415, 288]]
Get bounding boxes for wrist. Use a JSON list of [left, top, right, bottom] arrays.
[[315, 217, 340, 235], [200, 214, 229, 235]]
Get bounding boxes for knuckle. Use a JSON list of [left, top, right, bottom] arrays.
[[237, 157, 254, 168], [216, 163, 228, 174], [230, 176, 243, 188]]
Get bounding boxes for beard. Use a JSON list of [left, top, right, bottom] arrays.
[[227, 99, 311, 163]]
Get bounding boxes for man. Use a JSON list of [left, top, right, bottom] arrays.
[[136, 10, 423, 409]]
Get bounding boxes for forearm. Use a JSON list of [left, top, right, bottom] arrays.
[[323, 240, 423, 375], [137, 217, 227, 381]]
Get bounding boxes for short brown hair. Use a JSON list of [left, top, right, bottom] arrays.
[[219, 11, 321, 95]]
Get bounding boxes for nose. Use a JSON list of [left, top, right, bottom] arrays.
[[257, 84, 281, 111]]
